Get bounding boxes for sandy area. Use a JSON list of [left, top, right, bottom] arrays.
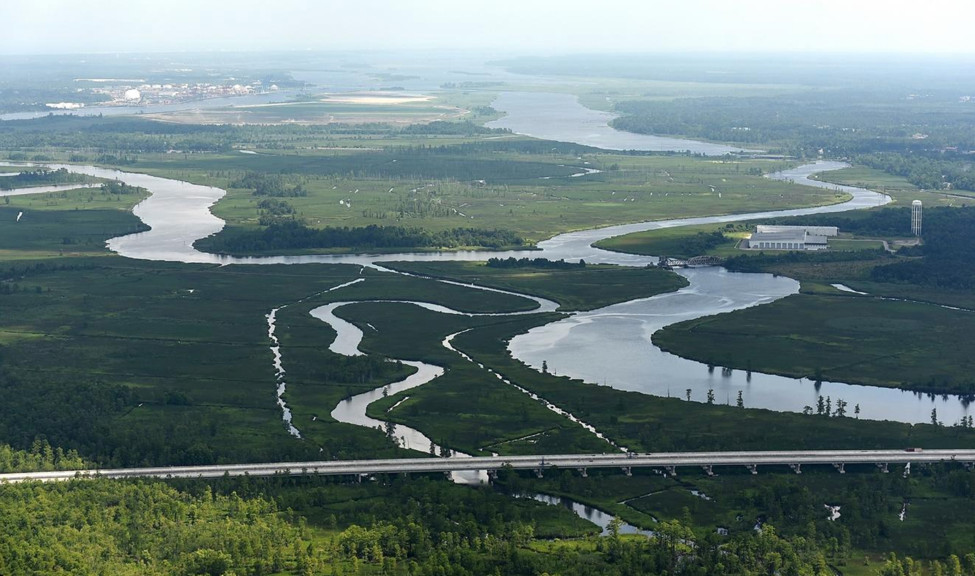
[[319, 92, 433, 105]]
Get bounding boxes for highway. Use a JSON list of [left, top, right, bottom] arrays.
[[2, 449, 973, 484]]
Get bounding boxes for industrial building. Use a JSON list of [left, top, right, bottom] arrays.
[[755, 225, 838, 237], [744, 225, 836, 251]]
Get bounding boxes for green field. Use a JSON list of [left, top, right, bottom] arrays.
[[595, 221, 751, 259], [654, 293, 975, 395], [119, 149, 846, 252], [380, 260, 688, 311], [0, 187, 149, 259]]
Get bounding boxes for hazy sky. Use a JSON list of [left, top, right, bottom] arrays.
[[3, 0, 974, 56]]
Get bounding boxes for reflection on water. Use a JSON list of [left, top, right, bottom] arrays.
[[523, 493, 653, 536]]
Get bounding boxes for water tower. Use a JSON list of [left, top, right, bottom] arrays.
[[911, 200, 922, 236]]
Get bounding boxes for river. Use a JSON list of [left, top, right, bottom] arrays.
[[1, 100, 968, 429], [487, 91, 755, 156]]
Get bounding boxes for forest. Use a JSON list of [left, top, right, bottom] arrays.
[[871, 207, 975, 289]]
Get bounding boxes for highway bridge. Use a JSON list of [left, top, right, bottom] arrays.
[[2, 449, 973, 484]]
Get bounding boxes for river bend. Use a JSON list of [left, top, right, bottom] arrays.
[[3, 158, 969, 425]]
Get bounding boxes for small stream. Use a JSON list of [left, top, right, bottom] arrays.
[[521, 493, 653, 536], [306, 282, 618, 482]]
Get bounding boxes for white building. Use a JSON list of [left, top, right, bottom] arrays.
[[755, 225, 838, 237], [745, 226, 831, 251]]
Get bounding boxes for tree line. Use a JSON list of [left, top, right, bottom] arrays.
[[0, 167, 92, 190], [871, 207, 975, 289], [200, 221, 524, 254]]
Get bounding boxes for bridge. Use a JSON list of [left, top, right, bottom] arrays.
[[657, 256, 726, 269], [1, 449, 971, 484]]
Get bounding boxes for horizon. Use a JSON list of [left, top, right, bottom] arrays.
[[3, 0, 974, 56]]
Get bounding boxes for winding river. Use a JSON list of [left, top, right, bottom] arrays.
[[2, 96, 970, 433]]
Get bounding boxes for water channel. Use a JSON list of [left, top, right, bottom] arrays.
[[6, 91, 972, 529], [2, 95, 969, 429]]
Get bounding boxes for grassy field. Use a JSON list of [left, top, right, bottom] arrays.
[[145, 96, 468, 125], [828, 238, 885, 251], [0, 187, 149, 259], [812, 165, 954, 208], [380, 260, 688, 311], [591, 164, 924, 259], [122, 149, 848, 250], [595, 221, 751, 258]]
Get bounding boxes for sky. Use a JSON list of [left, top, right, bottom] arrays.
[[2, 0, 974, 56]]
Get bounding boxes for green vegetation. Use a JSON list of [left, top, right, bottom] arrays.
[[0, 114, 854, 251], [0, 471, 872, 576], [301, 302, 612, 456], [198, 221, 525, 254], [0, 478, 312, 575], [0, 259, 355, 466], [0, 204, 147, 258], [381, 259, 688, 311], [655, 293, 975, 394], [652, 207, 975, 394], [0, 167, 93, 190], [0, 256, 550, 466], [597, 223, 750, 259], [0, 439, 85, 473], [443, 315, 975, 451], [6, 54, 975, 572], [871, 207, 975, 290], [515, 462, 975, 564]]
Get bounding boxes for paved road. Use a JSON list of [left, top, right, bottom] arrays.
[[2, 449, 972, 484]]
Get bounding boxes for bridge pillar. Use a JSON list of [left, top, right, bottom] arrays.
[[878, 462, 889, 474], [746, 464, 758, 475], [665, 466, 676, 477], [622, 467, 632, 477], [702, 465, 714, 477], [578, 468, 588, 478], [790, 463, 802, 474], [833, 463, 845, 474], [535, 468, 543, 479], [487, 469, 498, 480]]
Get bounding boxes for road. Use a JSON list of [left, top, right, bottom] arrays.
[[2, 449, 972, 484]]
